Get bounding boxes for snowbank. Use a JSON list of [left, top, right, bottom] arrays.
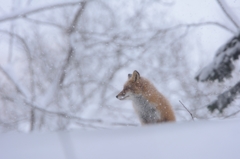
[[0, 119, 239, 159]]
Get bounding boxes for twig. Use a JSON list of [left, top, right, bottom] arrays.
[[224, 110, 240, 119], [23, 100, 138, 127], [0, 1, 88, 23], [0, 65, 27, 98], [179, 100, 194, 121], [217, 0, 240, 30], [163, 22, 236, 34], [23, 17, 65, 29], [208, 81, 240, 112]]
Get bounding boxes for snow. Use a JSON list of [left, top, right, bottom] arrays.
[[208, 81, 240, 112], [196, 33, 240, 82], [0, 119, 239, 159], [194, 0, 240, 81]]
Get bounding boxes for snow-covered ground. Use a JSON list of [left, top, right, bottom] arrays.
[[0, 119, 239, 159]]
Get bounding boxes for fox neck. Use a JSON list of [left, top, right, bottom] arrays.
[[132, 95, 161, 124]]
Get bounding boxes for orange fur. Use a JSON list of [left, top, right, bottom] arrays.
[[116, 70, 175, 124]]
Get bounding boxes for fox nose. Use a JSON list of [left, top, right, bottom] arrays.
[[116, 95, 118, 98]]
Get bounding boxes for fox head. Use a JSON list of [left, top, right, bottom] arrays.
[[116, 70, 142, 100]]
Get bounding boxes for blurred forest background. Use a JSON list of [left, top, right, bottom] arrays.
[[0, 0, 239, 132]]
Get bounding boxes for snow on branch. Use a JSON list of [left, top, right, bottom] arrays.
[[208, 81, 240, 113], [0, 1, 87, 23], [196, 33, 240, 82]]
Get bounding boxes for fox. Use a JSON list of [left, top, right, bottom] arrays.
[[116, 70, 175, 125]]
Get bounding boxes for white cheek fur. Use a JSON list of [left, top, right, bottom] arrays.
[[117, 95, 124, 100]]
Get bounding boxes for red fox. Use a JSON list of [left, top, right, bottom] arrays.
[[116, 70, 175, 125]]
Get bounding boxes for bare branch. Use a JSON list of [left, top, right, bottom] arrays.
[[217, 0, 240, 30], [59, 2, 87, 86], [179, 100, 194, 121], [208, 81, 240, 113], [68, 1, 87, 33], [163, 22, 236, 34], [0, 29, 35, 97], [0, 29, 37, 131], [8, 23, 14, 62], [40, 3, 87, 107], [23, 17, 65, 29], [23, 100, 138, 127], [0, 30, 32, 60], [224, 110, 240, 119], [0, 1, 88, 23], [0, 65, 27, 98], [73, 21, 235, 50]]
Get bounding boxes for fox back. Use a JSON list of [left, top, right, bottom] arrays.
[[116, 70, 175, 125]]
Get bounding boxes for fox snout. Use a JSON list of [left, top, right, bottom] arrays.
[[116, 91, 129, 100], [116, 92, 124, 100]]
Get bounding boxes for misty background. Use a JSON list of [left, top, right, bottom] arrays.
[[0, 0, 240, 132]]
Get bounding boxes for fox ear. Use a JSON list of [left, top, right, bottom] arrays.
[[128, 74, 132, 79], [131, 70, 140, 82]]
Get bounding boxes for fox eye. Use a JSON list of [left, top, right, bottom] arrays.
[[124, 86, 131, 90]]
